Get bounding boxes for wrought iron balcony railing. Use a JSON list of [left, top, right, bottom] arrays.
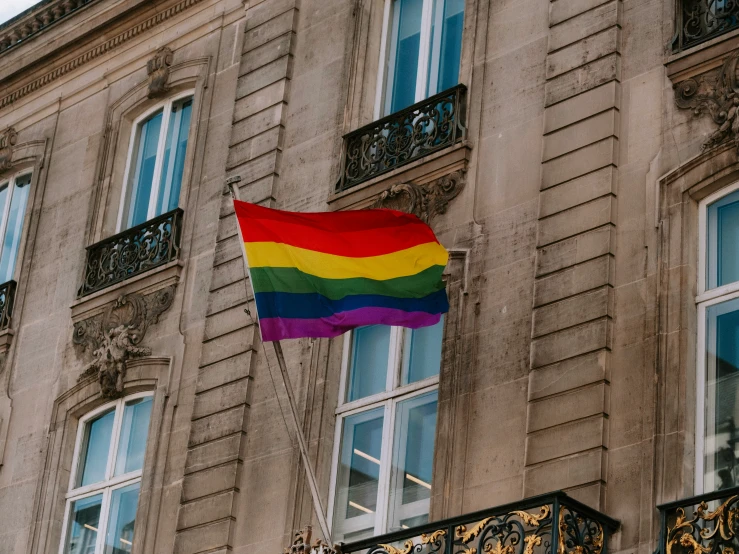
[[338, 85, 467, 192], [673, 0, 739, 52], [336, 491, 618, 554], [658, 486, 739, 554], [0, 280, 17, 329], [79, 208, 183, 297]]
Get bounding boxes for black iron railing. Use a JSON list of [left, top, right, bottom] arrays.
[[338, 491, 618, 554], [338, 85, 467, 192], [658, 486, 739, 554], [0, 280, 17, 329], [79, 208, 183, 297], [673, 0, 739, 52]]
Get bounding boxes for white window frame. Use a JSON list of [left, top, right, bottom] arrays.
[[116, 91, 194, 232], [0, 169, 32, 283], [58, 391, 153, 554], [327, 326, 440, 539], [374, 0, 463, 119], [695, 180, 739, 494]]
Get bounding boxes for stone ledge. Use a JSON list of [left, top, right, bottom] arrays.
[[666, 28, 739, 84]]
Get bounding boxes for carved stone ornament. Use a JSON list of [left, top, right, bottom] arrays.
[[283, 527, 341, 554], [147, 46, 174, 99], [73, 286, 175, 398], [0, 127, 18, 171], [372, 170, 466, 223], [674, 50, 739, 151]]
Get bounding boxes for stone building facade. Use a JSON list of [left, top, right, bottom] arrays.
[[0, 0, 738, 554]]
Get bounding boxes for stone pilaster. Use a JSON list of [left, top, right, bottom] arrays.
[[524, 0, 621, 509], [173, 1, 298, 552]]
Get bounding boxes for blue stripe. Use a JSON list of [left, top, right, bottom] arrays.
[[254, 289, 449, 320]]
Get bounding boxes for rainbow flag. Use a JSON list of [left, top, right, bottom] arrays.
[[233, 200, 449, 341]]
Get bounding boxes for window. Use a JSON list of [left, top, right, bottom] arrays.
[[60, 394, 153, 554], [0, 171, 31, 284], [380, 0, 464, 115], [330, 319, 444, 542], [119, 94, 193, 230]]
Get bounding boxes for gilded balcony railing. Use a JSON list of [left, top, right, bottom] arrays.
[[658, 486, 739, 554], [338, 85, 467, 192], [673, 0, 739, 52], [334, 492, 618, 554], [79, 208, 183, 297], [0, 280, 17, 329]]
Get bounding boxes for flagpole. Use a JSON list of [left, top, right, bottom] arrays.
[[226, 179, 333, 545]]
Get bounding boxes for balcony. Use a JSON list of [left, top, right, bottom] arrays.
[[0, 280, 16, 329], [338, 85, 467, 192], [332, 492, 618, 554], [78, 208, 183, 297], [658, 487, 739, 554], [673, 0, 739, 52]]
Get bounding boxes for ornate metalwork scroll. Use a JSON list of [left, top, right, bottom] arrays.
[[674, 50, 739, 151], [557, 507, 604, 554], [664, 495, 739, 554], [0, 280, 17, 330], [339, 84, 466, 191], [453, 506, 551, 554], [673, 0, 739, 53], [79, 208, 183, 296], [73, 286, 175, 397]]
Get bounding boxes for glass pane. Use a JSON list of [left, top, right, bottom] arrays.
[[126, 110, 163, 228], [64, 494, 103, 554], [156, 98, 192, 215], [77, 409, 115, 487], [427, 0, 464, 96], [705, 297, 739, 492], [385, 0, 423, 114], [104, 482, 140, 554], [333, 408, 385, 543], [707, 189, 739, 289], [114, 396, 153, 476], [0, 173, 31, 283], [401, 317, 444, 385], [387, 391, 438, 532], [347, 325, 391, 402]]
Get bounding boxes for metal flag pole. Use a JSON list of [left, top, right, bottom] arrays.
[[226, 179, 333, 545]]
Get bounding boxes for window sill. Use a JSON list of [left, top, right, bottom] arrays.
[[327, 141, 471, 211], [70, 260, 182, 323], [666, 27, 739, 84]]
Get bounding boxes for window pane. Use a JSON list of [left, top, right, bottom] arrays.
[[77, 409, 115, 487], [401, 317, 444, 385], [347, 325, 391, 402], [333, 408, 385, 543], [0, 174, 31, 283], [707, 189, 739, 289], [156, 98, 192, 215], [387, 391, 437, 532], [114, 396, 153, 476], [64, 494, 103, 554], [427, 0, 464, 95], [126, 111, 163, 228], [104, 482, 140, 554], [705, 298, 739, 492], [385, 0, 423, 114]]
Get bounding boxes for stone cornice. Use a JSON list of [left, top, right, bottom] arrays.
[[0, 0, 103, 55], [0, 0, 206, 110]]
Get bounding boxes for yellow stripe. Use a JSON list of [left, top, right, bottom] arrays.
[[244, 241, 448, 280]]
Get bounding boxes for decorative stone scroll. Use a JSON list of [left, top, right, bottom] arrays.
[[284, 527, 341, 554], [147, 46, 173, 98], [0, 128, 18, 171], [372, 170, 465, 223], [675, 50, 739, 151], [73, 286, 175, 397]]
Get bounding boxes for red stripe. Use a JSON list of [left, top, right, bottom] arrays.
[[234, 200, 440, 257]]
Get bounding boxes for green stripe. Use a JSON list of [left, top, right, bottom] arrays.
[[250, 265, 446, 300]]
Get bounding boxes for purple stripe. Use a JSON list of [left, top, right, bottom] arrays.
[[258, 307, 443, 341]]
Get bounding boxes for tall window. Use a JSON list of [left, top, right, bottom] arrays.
[[61, 394, 153, 554], [381, 0, 465, 115], [0, 171, 30, 284], [330, 320, 444, 543], [120, 94, 193, 230]]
